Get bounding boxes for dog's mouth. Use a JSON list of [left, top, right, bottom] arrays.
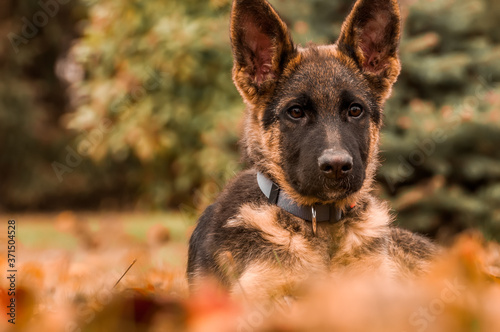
[[290, 172, 364, 203], [321, 180, 360, 201]]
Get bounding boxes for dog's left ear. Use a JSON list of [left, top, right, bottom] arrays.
[[230, 0, 295, 104], [337, 0, 401, 99]]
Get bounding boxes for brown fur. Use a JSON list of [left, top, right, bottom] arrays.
[[187, 0, 437, 302], [220, 192, 435, 300]]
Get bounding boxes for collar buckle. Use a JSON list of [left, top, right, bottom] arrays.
[[311, 205, 317, 236]]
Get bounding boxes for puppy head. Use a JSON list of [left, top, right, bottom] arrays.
[[231, 0, 401, 206]]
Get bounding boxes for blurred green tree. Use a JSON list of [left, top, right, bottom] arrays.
[[66, 0, 241, 209], [378, 0, 500, 242], [282, 0, 500, 242], [0, 0, 88, 210], [69, 0, 500, 240], [0, 0, 147, 211], [3, 0, 499, 242]]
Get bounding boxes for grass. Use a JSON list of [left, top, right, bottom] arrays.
[[1, 211, 194, 250]]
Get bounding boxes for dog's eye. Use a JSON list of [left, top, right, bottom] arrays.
[[287, 107, 305, 119], [348, 104, 363, 118]]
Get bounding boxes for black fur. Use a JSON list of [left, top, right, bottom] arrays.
[[187, 0, 436, 295], [187, 169, 332, 287], [273, 54, 378, 201]]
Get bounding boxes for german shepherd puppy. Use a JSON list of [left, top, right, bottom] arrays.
[[188, 0, 436, 301]]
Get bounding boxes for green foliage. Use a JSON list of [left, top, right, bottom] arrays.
[[68, 0, 240, 208], [68, 0, 500, 239], [271, 0, 500, 240], [2, 0, 500, 241], [0, 0, 88, 209], [379, 0, 500, 241]]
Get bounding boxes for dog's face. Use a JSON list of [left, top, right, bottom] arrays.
[[231, 0, 401, 206]]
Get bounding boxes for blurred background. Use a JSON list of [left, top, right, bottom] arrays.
[[1, 0, 500, 244]]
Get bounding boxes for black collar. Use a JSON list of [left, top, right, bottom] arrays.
[[257, 172, 349, 231]]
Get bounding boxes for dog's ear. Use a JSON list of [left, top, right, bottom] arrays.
[[337, 0, 401, 98], [230, 0, 295, 104]]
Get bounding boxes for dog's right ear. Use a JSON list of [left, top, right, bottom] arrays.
[[230, 0, 295, 104]]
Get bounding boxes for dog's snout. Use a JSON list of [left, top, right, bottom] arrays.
[[318, 150, 353, 179]]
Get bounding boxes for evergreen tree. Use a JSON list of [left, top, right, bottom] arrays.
[[68, 0, 500, 240], [4, 0, 498, 241]]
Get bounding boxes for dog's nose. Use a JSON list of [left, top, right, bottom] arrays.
[[318, 150, 353, 179]]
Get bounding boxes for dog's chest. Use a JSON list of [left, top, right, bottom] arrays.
[[227, 202, 393, 277], [226, 203, 330, 269]]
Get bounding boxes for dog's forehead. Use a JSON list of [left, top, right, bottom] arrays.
[[298, 44, 339, 57], [281, 45, 366, 101]]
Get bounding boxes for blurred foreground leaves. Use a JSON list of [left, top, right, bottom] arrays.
[[1, 213, 500, 331]]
